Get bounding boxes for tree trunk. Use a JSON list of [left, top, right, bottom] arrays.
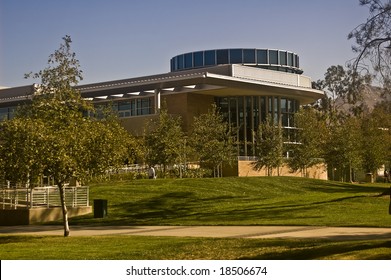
[[58, 182, 70, 237]]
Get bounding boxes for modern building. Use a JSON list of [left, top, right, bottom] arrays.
[[0, 48, 326, 178]]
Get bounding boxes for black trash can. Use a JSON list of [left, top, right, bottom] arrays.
[[94, 199, 108, 218]]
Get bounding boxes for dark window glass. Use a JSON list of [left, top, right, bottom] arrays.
[[257, 50, 268, 64], [0, 107, 8, 121], [119, 101, 131, 111], [243, 49, 255, 63], [204, 50, 216, 66], [295, 55, 299, 68], [184, 53, 193, 68], [217, 49, 229, 64], [260, 97, 266, 122], [279, 51, 287, 65], [269, 50, 278, 64], [171, 58, 175, 71], [193, 51, 203, 67], [288, 53, 294, 66], [177, 55, 184, 69], [230, 49, 243, 63]]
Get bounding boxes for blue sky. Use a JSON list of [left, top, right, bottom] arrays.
[[0, 0, 369, 87]]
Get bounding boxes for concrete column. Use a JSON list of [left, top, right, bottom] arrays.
[[154, 89, 161, 113]]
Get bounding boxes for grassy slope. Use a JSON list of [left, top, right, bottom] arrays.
[[71, 177, 391, 227], [2, 177, 391, 260]]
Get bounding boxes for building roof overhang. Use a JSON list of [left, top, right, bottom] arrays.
[[0, 65, 324, 105], [77, 65, 324, 104]]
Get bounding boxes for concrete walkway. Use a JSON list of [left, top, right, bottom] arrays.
[[1, 225, 391, 240]]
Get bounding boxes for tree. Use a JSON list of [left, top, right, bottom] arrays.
[[361, 105, 391, 177], [349, 0, 391, 90], [189, 104, 236, 177], [0, 36, 131, 236], [319, 65, 370, 119], [324, 117, 363, 182], [252, 116, 284, 176], [144, 107, 185, 176], [288, 108, 327, 177]]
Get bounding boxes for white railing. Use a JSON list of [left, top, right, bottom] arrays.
[[0, 186, 89, 210]]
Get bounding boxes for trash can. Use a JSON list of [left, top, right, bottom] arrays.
[[94, 199, 108, 218], [365, 173, 373, 183]]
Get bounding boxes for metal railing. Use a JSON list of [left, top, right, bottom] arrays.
[[1, 186, 89, 210]]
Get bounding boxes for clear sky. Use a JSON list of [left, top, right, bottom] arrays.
[[0, 0, 370, 87]]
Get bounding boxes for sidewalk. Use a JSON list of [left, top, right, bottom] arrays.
[[1, 225, 391, 240]]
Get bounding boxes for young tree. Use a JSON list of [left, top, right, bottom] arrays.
[[0, 36, 131, 236], [189, 104, 236, 177], [252, 116, 284, 176], [144, 107, 185, 176], [288, 108, 327, 177]]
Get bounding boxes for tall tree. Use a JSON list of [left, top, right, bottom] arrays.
[[189, 104, 236, 177], [349, 0, 391, 90], [0, 36, 131, 236], [252, 116, 284, 176]]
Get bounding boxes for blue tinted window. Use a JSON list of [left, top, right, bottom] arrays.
[[230, 49, 242, 63], [170, 58, 175, 71], [295, 55, 299, 67], [279, 51, 287, 65], [243, 49, 255, 63], [184, 53, 193, 68], [177, 55, 184, 69], [204, 50, 216, 66], [269, 50, 278, 64], [193, 51, 204, 67], [257, 50, 268, 64], [288, 53, 294, 66], [217, 49, 229, 64]]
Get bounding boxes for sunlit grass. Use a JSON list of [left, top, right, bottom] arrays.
[[69, 177, 391, 227], [1, 235, 390, 260]]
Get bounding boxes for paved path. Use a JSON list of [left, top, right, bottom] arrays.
[[1, 225, 391, 240]]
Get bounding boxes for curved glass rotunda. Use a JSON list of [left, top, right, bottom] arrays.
[[171, 48, 303, 74]]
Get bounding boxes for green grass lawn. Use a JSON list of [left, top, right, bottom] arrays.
[[71, 176, 391, 227], [1, 235, 390, 260], [2, 176, 391, 260]]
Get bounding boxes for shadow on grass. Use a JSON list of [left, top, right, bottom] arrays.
[[239, 239, 391, 260]]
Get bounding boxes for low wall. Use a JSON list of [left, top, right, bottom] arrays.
[[0, 206, 92, 226], [238, 161, 328, 180]]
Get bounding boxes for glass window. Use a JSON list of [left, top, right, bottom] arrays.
[[243, 49, 255, 63], [269, 50, 278, 65], [193, 51, 204, 67], [274, 97, 279, 124], [288, 53, 294, 66], [280, 98, 287, 113], [171, 58, 175, 71], [184, 53, 193, 68], [279, 51, 287, 65], [131, 100, 136, 116], [204, 50, 216, 66], [295, 55, 299, 68], [0, 108, 9, 121], [118, 101, 131, 111], [216, 49, 229, 64], [257, 49, 268, 64], [229, 49, 242, 64], [177, 54, 184, 70]]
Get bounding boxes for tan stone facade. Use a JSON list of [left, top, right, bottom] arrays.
[[238, 161, 328, 180]]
